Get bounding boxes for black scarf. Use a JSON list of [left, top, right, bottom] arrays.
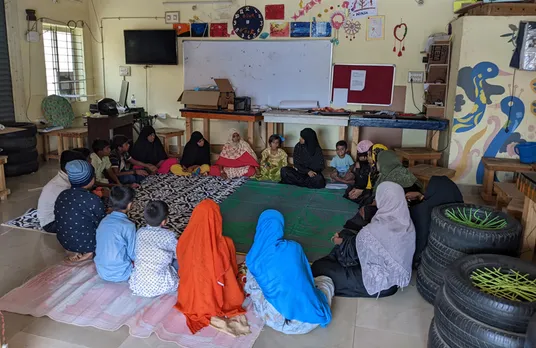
[[130, 126, 168, 165], [294, 128, 324, 173], [300, 128, 320, 156], [180, 131, 211, 167]]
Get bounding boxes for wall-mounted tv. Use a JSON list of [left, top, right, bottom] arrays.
[[124, 30, 177, 65]]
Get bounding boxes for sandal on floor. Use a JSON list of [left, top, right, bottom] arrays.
[[66, 252, 94, 262]]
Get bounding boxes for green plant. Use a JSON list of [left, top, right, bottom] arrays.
[[471, 267, 536, 302], [445, 207, 507, 229]]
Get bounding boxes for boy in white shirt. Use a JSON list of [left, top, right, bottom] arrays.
[[37, 150, 85, 233]]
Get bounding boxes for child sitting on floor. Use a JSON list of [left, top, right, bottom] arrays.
[[55, 160, 106, 262], [129, 201, 179, 297], [90, 140, 121, 187], [256, 134, 288, 182], [94, 186, 137, 282], [329, 140, 355, 184], [110, 135, 152, 185]]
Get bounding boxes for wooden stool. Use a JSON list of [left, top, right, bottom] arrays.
[[395, 147, 442, 167], [480, 157, 534, 203], [409, 164, 456, 190], [156, 128, 184, 158], [42, 127, 88, 161], [493, 182, 525, 211], [505, 198, 524, 221], [0, 155, 9, 200]]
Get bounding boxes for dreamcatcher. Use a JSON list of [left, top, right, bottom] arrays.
[[344, 19, 361, 41], [393, 21, 408, 57], [330, 11, 346, 45]]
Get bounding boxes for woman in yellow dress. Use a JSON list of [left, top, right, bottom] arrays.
[[257, 135, 288, 182]]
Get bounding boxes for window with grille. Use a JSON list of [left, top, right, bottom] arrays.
[[43, 23, 87, 102]]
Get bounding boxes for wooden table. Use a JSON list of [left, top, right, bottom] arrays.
[[0, 155, 9, 200], [180, 109, 263, 147], [395, 147, 442, 167], [409, 164, 456, 191], [262, 110, 350, 149], [493, 182, 524, 211], [156, 128, 184, 157], [480, 158, 534, 203], [516, 172, 536, 261], [87, 112, 136, 145]]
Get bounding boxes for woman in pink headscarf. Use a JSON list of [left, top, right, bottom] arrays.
[[209, 129, 259, 179]]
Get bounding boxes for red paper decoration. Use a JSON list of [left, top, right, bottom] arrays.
[[393, 22, 407, 57]]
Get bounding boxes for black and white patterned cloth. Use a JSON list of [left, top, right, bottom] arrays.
[[3, 175, 247, 237]]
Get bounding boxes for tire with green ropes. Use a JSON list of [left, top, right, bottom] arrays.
[[444, 254, 536, 334], [430, 203, 522, 255]]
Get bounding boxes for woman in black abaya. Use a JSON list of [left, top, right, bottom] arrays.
[[280, 128, 326, 189]]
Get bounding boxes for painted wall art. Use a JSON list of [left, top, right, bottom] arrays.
[[330, 11, 347, 44], [366, 15, 384, 41], [174, 23, 191, 37], [270, 22, 290, 37], [312, 21, 332, 38], [265, 4, 285, 20], [344, 19, 361, 41], [233, 6, 264, 40], [349, 0, 378, 19], [210, 23, 230, 37], [290, 22, 311, 38], [292, 0, 322, 21], [393, 22, 407, 57], [191, 23, 208, 37]]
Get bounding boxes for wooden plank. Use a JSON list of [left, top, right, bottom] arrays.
[[339, 126, 346, 143], [520, 197, 536, 261], [203, 118, 210, 143], [0, 127, 24, 135], [482, 157, 534, 172], [185, 117, 192, 142], [181, 111, 263, 123], [247, 121, 254, 147], [350, 126, 359, 160], [266, 123, 275, 148], [0, 155, 9, 201]]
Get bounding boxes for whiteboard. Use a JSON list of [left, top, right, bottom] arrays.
[[183, 40, 333, 107]]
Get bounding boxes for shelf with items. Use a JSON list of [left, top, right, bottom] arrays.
[[424, 40, 451, 118]]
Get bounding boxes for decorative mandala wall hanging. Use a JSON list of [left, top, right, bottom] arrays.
[[233, 6, 264, 40]]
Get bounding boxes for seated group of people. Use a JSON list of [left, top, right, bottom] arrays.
[[34, 124, 465, 336]]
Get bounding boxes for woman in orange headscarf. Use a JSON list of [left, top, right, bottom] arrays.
[[175, 199, 246, 334]]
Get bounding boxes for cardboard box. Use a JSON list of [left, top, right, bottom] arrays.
[[178, 78, 235, 110]]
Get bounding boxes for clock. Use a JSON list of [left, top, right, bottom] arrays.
[[233, 6, 264, 40]]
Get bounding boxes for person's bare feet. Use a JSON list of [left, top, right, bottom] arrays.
[[66, 252, 94, 262]]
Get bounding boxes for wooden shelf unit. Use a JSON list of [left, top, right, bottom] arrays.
[[424, 41, 451, 118]]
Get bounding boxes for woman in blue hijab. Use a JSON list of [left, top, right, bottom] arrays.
[[245, 210, 333, 334]]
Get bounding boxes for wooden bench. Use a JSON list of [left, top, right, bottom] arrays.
[[505, 198, 524, 221], [494, 182, 525, 211], [42, 127, 88, 161], [395, 147, 442, 167], [480, 157, 533, 203], [156, 128, 184, 158], [0, 155, 9, 200], [409, 164, 456, 190]]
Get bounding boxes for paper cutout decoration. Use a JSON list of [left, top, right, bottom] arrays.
[[191, 23, 208, 37], [312, 21, 332, 38], [210, 23, 230, 37], [393, 22, 408, 57], [330, 11, 346, 45], [259, 32, 270, 39], [292, 0, 321, 21], [343, 19, 361, 41], [174, 23, 191, 37], [366, 15, 384, 41], [290, 22, 311, 37], [349, 0, 378, 19], [265, 4, 285, 20], [270, 22, 290, 37], [233, 6, 264, 40]]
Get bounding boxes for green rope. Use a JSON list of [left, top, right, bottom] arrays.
[[445, 207, 507, 229], [471, 267, 536, 302]]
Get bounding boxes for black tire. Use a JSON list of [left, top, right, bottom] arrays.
[[445, 254, 536, 334], [427, 233, 468, 268], [0, 122, 37, 138], [421, 248, 445, 285], [526, 314, 536, 348], [5, 148, 38, 165], [0, 136, 37, 152], [434, 285, 525, 348], [4, 160, 39, 177], [430, 203, 521, 255], [429, 319, 459, 348], [417, 266, 441, 304]]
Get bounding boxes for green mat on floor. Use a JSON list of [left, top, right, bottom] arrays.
[[220, 180, 358, 262]]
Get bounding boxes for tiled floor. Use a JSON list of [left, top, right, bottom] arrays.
[[0, 162, 486, 348]]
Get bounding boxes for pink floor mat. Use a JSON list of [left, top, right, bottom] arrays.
[[0, 261, 263, 347]]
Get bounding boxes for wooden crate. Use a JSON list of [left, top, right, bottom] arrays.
[[456, 2, 536, 16]]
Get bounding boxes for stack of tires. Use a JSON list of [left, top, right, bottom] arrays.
[[417, 203, 522, 304], [429, 254, 536, 347], [0, 122, 39, 177]]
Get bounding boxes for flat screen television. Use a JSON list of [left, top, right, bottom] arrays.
[[124, 30, 177, 65]]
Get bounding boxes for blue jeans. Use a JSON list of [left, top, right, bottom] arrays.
[[172, 258, 179, 272], [118, 174, 145, 184]]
